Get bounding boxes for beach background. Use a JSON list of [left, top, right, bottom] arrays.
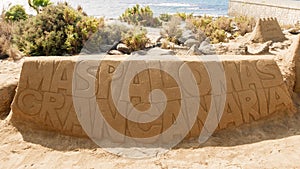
[[0, 0, 228, 18]]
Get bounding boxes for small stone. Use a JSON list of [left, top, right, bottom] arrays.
[[178, 30, 196, 44], [117, 43, 131, 54], [187, 44, 202, 55], [184, 39, 200, 48], [200, 41, 210, 48], [108, 50, 124, 55], [199, 41, 216, 55]]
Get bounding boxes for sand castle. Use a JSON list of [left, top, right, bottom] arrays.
[[250, 18, 286, 43]]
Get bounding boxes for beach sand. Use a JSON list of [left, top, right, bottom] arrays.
[[0, 93, 299, 168]]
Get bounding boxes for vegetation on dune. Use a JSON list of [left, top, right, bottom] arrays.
[[159, 13, 193, 23], [0, 10, 23, 59], [13, 3, 104, 56], [4, 5, 28, 22], [122, 27, 150, 51], [233, 16, 256, 36], [159, 13, 172, 22], [0, 1, 259, 58], [186, 15, 256, 43], [159, 13, 256, 44], [120, 4, 161, 27], [2, 2, 151, 57], [28, 0, 52, 14], [160, 16, 183, 44], [81, 23, 131, 54], [174, 12, 193, 21], [120, 5, 193, 27]]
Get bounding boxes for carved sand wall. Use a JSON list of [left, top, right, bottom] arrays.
[[228, 0, 300, 25], [287, 35, 300, 92], [11, 56, 294, 140]]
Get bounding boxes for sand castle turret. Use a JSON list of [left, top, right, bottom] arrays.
[[251, 18, 286, 43]]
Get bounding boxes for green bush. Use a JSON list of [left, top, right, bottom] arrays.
[[13, 3, 104, 56], [159, 13, 172, 22], [120, 4, 161, 27], [186, 16, 212, 31], [122, 27, 150, 51], [201, 17, 231, 43], [210, 29, 227, 44], [28, 0, 52, 13], [5, 5, 28, 22], [175, 12, 193, 21]]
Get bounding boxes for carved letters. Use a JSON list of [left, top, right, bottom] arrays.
[[11, 56, 294, 140]]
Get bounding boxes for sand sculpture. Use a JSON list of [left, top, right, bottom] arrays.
[[11, 56, 294, 140], [251, 18, 286, 43], [289, 35, 300, 92]]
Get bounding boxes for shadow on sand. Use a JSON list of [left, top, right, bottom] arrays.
[[6, 104, 300, 152]]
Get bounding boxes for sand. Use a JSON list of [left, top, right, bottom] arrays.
[[0, 104, 299, 168]]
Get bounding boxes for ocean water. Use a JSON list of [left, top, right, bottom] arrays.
[[0, 0, 228, 18]]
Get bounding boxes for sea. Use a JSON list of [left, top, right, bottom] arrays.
[[0, 0, 228, 18]]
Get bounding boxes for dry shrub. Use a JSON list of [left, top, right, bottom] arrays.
[[120, 4, 161, 27], [0, 11, 12, 59], [159, 13, 172, 22], [233, 16, 256, 36], [186, 16, 213, 31], [186, 15, 256, 44], [174, 12, 193, 21], [160, 16, 182, 43]]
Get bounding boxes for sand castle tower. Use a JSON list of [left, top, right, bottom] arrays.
[[251, 18, 286, 43], [287, 35, 300, 92]]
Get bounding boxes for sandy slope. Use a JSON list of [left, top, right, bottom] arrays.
[[0, 107, 299, 169]]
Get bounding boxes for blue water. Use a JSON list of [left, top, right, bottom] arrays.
[[1, 0, 228, 18]]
